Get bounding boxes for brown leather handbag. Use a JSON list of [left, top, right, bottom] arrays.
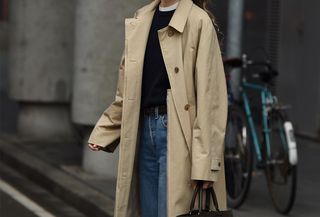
[[177, 181, 233, 217]]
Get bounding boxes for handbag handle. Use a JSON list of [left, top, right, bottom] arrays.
[[189, 181, 220, 214], [207, 186, 220, 212], [189, 181, 201, 212]]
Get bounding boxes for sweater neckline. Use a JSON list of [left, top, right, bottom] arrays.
[[158, 1, 179, 12]]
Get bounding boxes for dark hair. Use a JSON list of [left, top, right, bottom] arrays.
[[192, 0, 215, 22], [192, 0, 223, 45]]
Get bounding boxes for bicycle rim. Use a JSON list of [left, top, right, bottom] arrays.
[[224, 106, 253, 208], [265, 111, 297, 214]]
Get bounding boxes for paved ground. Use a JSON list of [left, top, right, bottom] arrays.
[[0, 190, 37, 217], [0, 161, 87, 217], [0, 133, 319, 217], [233, 138, 320, 217]]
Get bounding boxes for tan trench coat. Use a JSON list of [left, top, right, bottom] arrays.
[[88, 0, 228, 216]]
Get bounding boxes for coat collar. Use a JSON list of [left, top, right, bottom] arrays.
[[135, 0, 194, 33], [124, 0, 194, 152]]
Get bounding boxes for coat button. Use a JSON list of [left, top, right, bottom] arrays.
[[174, 67, 179, 73], [168, 29, 174, 37], [184, 104, 190, 111]]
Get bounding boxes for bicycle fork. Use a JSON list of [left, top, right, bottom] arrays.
[[265, 91, 298, 166]]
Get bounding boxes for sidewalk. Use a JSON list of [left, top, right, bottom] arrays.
[[0, 133, 115, 217]]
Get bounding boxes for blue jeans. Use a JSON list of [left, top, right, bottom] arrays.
[[139, 110, 168, 217]]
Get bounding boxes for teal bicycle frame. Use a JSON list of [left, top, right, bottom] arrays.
[[241, 81, 275, 163]]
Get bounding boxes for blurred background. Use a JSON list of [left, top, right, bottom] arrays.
[[0, 0, 319, 217]]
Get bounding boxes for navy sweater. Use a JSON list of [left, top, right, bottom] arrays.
[[140, 5, 175, 109]]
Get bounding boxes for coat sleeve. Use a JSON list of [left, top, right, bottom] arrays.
[[190, 17, 228, 182], [87, 49, 125, 153]]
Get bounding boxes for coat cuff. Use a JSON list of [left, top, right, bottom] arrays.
[[87, 128, 120, 153], [191, 158, 222, 182]]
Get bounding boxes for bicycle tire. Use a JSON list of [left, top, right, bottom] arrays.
[[264, 110, 297, 214], [224, 104, 253, 208]]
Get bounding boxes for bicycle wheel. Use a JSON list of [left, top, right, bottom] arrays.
[[224, 105, 253, 208], [265, 110, 297, 214]]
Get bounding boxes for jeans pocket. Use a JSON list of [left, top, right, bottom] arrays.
[[160, 114, 168, 128]]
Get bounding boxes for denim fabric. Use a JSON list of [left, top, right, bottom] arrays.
[[139, 110, 168, 217]]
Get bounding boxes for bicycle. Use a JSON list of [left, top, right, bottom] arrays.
[[223, 54, 298, 214]]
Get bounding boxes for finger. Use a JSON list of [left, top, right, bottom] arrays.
[[90, 147, 99, 151], [203, 181, 213, 189], [89, 143, 100, 149], [88, 144, 100, 151], [191, 180, 197, 189], [94, 144, 103, 150], [203, 182, 209, 189]]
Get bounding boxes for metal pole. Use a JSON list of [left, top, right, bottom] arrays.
[[226, 0, 245, 100]]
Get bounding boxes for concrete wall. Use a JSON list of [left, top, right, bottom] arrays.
[[9, 0, 75, 102], [5, 0, 148, 176], [0, 20, 17, 133], [8, 0, 76, 139], [277, 0, 320, 138], [72, 0, 144, 125], [72, 0, 145, 177]]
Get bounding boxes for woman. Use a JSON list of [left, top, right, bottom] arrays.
[[88, 0, 228, 217]]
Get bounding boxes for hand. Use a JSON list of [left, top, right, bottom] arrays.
[[191, 180, 214, 189], [88, 143, 103, 151]]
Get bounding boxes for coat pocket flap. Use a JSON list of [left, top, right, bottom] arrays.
[[210, 158, 222, 171]]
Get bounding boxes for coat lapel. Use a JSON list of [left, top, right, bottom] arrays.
[[124, 0, 194, 152], [124, 0, 159, 102], [158, 0, 194, 151]]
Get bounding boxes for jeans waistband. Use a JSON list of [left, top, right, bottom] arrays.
[[142, 105, 167, 116]]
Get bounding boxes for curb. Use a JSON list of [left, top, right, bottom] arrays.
[[0, 137, 114, 217]]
